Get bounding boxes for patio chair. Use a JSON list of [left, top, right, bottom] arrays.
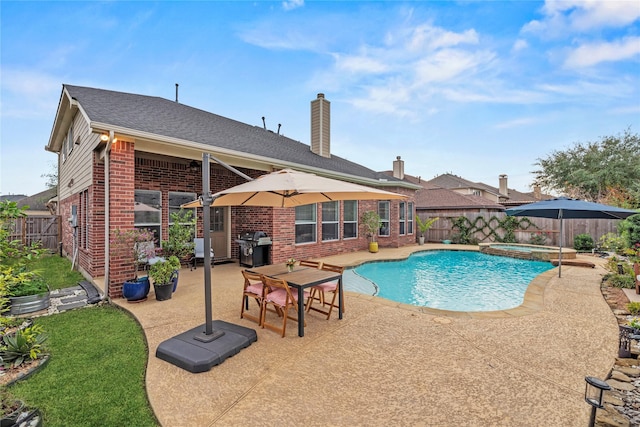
[[136, 241, 165, 270], [298, 259, 322, 269], [260, 276, 306, 337], [241, 270, 266, 325], [306, 263, 345, 320], [191, 238, 214, 270]]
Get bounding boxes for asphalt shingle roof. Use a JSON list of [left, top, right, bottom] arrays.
[[64, 85, 401, 183]]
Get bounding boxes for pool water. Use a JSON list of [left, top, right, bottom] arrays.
[[346, 251, 553, 312]]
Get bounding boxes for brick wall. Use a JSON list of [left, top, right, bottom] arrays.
[[108, 141, 135, 298]]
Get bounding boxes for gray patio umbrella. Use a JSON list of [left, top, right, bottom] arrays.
[[506, 197, 638, 277]]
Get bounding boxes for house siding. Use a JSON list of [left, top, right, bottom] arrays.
[[58, 112, 100, 201]]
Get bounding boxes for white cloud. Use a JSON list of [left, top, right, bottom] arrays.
[[524, 0, 640, 36], [494, 117, 538, 129], [408, 24, 479, 51], [414, 49, 495, 84], [564, 36, 640, 68], [0, 68, 61, 118], [282, 0, 304, 11], [334, 54, 390, 74], [349, 83, 415, 118], [512, 39, 528, 52]]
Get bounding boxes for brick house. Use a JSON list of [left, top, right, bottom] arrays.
[[45, 85, 419, 298]]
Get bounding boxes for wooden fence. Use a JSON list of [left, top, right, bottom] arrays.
[[7, 215, 61, 252], [423, 212, 621, 247]]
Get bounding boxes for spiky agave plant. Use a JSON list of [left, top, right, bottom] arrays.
[[0, 324, 48, 369]]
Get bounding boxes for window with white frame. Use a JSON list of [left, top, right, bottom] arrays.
[[407, 202, 414, 234], [378, 201, 390, 237], [295, 204, 316, 244], [66, 126, 74, 158], [399, 201, 406, 235], [168, 192, 196, 243], [168, 192, 196, 224], [321, 201, 339, 241], [343, 200, 358, 239], [134, 190, 162, 242]]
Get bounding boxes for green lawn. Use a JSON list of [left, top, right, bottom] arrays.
[[27, 254, 85, 291], [6, 255, 158, 426], [9, 305, 159, 426]]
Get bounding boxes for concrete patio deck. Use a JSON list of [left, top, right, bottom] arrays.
[[112, 244, 618, 426]]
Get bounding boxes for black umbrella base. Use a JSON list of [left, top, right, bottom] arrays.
[[156, 320, 257, 373]]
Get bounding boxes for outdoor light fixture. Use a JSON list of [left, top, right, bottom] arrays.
[[189, 160, 200, 172], [100, 134, 117, 143], [584, 376, 610, 427]]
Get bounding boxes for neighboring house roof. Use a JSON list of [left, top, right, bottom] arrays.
[[415, 187, 505, 210], [380, 171, 504, 210], [16, 188, 57, 212], [50, 85, 418, 189], [500, 188, 554, 206], [426, 173, 506, 198], [0, 195, 27, 202]]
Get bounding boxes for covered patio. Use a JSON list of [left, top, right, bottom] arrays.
[[110, 244, 617, 426]]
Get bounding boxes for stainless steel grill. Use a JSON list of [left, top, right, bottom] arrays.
[[235, 231, 271, 267]]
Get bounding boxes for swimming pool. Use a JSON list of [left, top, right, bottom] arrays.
[[344, 250, 554, 312]]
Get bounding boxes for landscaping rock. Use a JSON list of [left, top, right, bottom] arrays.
[[611, 371, 632, 382], [615, 366, 640, 377], [607, 379, 636, 392]]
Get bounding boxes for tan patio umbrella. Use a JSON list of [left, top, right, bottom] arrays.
[[159, 159, 408, 373], [182, 168, 407, 208]]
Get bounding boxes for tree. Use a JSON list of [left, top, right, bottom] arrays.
[[40, 161, 58, 189], [533, 129, 640, 208]]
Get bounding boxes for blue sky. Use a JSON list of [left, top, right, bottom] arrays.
[[2, 1, 639, 197]]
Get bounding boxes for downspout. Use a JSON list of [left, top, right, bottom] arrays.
[[103, 130, 114, 300]]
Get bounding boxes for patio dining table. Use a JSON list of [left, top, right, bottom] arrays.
[[245, 264, 344, 337]]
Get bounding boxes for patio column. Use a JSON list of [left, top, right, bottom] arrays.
[[107, 140, 135, 298]]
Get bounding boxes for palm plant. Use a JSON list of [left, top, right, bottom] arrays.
[[416, 216, 438, 241]]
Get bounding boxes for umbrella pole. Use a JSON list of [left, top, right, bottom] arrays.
[[195, 153, 224, 342], [558, 213, 563, 278]]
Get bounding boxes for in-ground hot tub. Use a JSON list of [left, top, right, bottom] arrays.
[[479, 243, 576, 262]]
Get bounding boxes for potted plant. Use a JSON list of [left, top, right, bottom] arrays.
[[416, 216, 438, 245], [149, 256, 181, 301], [0, 266, 50, 316], [111, 228, 156, 302], [285, 258, 296, 273], [162, 210, 196, 265], [360, 211, 382, 253]]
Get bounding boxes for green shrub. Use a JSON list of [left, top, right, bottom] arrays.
[[620, 214, 640, 248], [629, 317, 640, 330], [599, 232, 626, 253], [0, 324, 48, 368], [628, 302, 640, 315], [605, 273, 635, 288], [604, 256, 634, 275], [574, 234, 594, 251]]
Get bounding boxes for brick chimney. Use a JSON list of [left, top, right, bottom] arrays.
[[310, 93, 330, 158], [393, 156, 404, 180], [533, 184, 542, 200], [499, 174, 508, 195]]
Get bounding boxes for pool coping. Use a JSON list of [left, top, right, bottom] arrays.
[[338, 245, 558, 319]]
